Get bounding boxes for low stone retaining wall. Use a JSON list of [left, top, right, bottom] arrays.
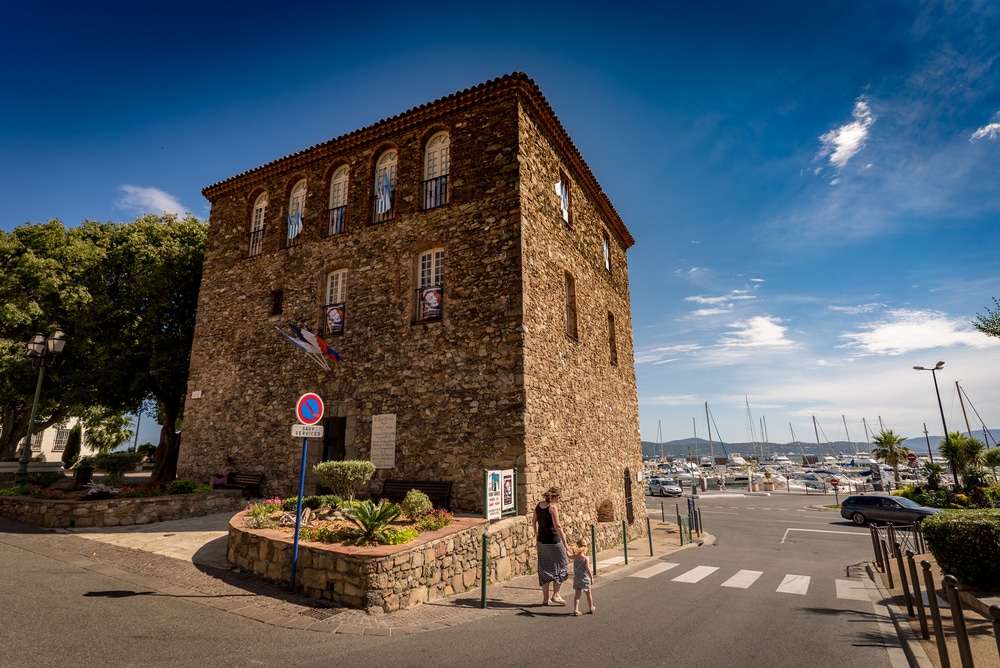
[[228, 512, 535, 612], [0, 491, 243, 528]]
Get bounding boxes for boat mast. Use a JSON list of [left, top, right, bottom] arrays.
[[842, 415, 857, 457], [956, 381, 973, 437], [705, 402, 715, 468], [656, 420, 663, 459], [813, 416, 823, 464]]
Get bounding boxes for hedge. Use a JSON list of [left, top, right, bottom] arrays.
[[922, 509, 1000, 591]]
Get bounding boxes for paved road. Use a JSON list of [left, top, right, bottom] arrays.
[[0, 492, 906, 667]]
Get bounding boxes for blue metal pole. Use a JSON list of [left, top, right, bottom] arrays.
[[289, 436, 308, 592]]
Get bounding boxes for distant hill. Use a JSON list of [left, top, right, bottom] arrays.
[[641, 430, 996, 460]]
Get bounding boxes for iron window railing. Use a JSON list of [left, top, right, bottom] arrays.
[[422, 174, 449, 210], [246, 228, 265, 257], [327, 206, 346, 235]]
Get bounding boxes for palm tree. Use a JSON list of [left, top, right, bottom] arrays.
[[871, 429, 910, 485], [939, 431, 985, 488], [922, 461, 946, 490]]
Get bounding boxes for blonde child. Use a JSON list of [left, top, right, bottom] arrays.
[[571, 538, 596, 615]]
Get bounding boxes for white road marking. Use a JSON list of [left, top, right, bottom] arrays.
[[630, 562, 680, 579], [780, 528, 867, 543], [776, 574, 811, 595], [597, 556, 626, 568], [721, 570, 763, 589], [672, 566, 719, 583]]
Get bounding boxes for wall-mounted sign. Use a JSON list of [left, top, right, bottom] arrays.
[[371, 414, 396, 469]]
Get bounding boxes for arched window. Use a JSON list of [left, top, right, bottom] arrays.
[[602, 232, 612, 273], [423, 132, 450, 209], [324, 269, 348, 335], [416, 247, 444, 322], [285, 179, 307, 247], [327, 166, 349, 235], [248, 192, 267, 257], [556, 171, 572, 227], [373, 150, 397, 222], [565, 272, 578, 339]]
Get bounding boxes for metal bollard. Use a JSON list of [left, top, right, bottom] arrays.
[[881, 539, 894, 589], [990, 604, 1000, 662], [907, 550, 929, 639], [870, 526, 884, 572], [922, 560, 950, 668], [895, 541, 914, 617], [480, 532, 489, 609], [887, 524, 898, 557], [622, 519, 629, 565], [647, 516, 654, 557], [591, 524, 597, 576], [943, 575, 974, 668]]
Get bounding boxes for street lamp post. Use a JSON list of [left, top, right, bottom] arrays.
[[15, 330, 68, 486], [913, 361, 955, 487]]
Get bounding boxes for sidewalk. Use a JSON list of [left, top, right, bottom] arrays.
[[0, 508, 711, 636]]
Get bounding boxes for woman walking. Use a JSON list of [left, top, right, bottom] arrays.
[[533, 486, 569, 605]]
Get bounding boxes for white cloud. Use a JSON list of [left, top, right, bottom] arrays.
[[719, 316, 795, 349], [685, 290, 757, 306], [817, 97, 876, 171], [828, 303, 886, 315], [690, 308, 732, 317], [970, 112, 1000, 142], [117, 185, 186, 216], [839, 309, 999, 356], [634, 344, 702, 365]]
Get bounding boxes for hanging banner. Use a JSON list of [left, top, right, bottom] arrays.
[[325, 303, 345, 334], [420, 285, 442, 320]]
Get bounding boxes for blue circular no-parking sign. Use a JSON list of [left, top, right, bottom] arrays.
[[295, 393, 324, 425]]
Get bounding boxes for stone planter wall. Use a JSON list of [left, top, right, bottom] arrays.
[[228, 512, 534, 612], [0, 491, 242, 528]]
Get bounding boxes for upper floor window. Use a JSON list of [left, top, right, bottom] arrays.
[[324, 269, 347, 335], [555, 171, 571, 227], [608, 312, 618, 366], [271, 289, 283, 316], [284, 179, 307, 248], [416, 248, 444, 322], [602, 232, 611, 273], [248, 192, 267, 257], [565, 272, 578, 339], [53, 428, 71, 451], [374, 150, 397, 223], [328, 166, 349, 235], [423, 132, 450, 209]]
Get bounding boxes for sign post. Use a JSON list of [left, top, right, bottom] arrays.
[[290, 393, 324, 593], [830, 477, 839, 504]]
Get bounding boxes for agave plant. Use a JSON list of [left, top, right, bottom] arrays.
[[341, 499, 402, 545]]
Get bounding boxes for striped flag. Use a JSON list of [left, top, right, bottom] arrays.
[[304, 324, 343, 363], [287, 209, 302, 238]]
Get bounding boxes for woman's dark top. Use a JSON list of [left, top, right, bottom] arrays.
[[535, 502, 559, 544]]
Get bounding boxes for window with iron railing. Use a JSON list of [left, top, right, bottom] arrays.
[[422, 174, 449, 209], [374, 150, 397, 223], [246, 228, 265, 257], [414, 284, 443, 322], [247, 192, 267, 257], [53, 428, 70, 452], [328, 206, 347, 235]]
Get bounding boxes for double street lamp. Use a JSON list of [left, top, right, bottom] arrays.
[[913, 361, 956, 487], [15, 330, 68, 485]]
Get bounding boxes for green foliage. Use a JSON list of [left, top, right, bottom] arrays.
[[117, 484, 167, 498], [383, 527, 420, 544], [0, 486, 29, 496], [941, 432, 986, 486], [92, 451, 144, 486], [871, 429, 910, 483], [243, 514, 277, 530], [400, 489, 433, 521], [28, 486, 64, 499], [136, 442, 157, 460], [899, 486, 949, 508], [922, 461, 946, 490], [246, 497, 283, 517], [315, 494, 341, 508], [973, 297, 1000, 338], [298, 524, 359, 544], [164, 478, 199, 494], [280, 494, 341, 511], [28, 472, 65, 489], [923, 509, 1000, 590], [80, 406, 134, 454], [312, 460, 375, 501], [61, 423, 82, 468], [342, 499, 402, 545], [418, 508, 454, 532]]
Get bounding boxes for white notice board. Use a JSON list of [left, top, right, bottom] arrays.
[[370, 413, 397, 469]]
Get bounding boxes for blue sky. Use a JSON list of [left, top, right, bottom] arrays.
[[3, 0, 999, 450]]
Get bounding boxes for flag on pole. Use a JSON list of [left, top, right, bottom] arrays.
[[304, 324, 343, 363], [287, 209, 302, 238], [274, 325, 329, 369]]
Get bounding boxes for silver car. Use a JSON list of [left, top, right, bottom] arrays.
[[648, 478, 683, 497]]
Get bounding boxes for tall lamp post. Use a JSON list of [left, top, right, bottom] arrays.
[[913, 361, 955, 487], [15, 330, 68, 485]]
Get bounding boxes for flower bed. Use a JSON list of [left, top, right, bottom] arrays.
[[228, 510, 535, 612]]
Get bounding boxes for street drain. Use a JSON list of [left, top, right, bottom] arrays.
[[299, 607, 341, 620]]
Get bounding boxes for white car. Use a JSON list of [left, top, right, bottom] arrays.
[[648, 478, 684, 497]]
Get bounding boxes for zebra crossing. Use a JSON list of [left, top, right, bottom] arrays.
[[617, 560, 874, 600]]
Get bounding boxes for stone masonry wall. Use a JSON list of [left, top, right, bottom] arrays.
[[227, 511, 533, 612], [0, 491, 242, 529]]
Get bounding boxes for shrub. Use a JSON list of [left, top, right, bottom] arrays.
[[61, 424, 82, 468], [312, 460, 375, 501], [383, 527, 420, 544], [246, 497, 283, 517], [117, 484, 166, 498], [299, 524, 358, 544], [418, 508, 454, 532], [400, 489, 433, 521], [923, 509, 1000, 590], [28, 486, 64, 499], [92, 451, 144, 487], [342, 499, 402, 545], [0, 486, 29, 496], [315, 494, 341, 509], [164, 479, 199, 495]]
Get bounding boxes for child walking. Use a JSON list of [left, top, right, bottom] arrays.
[[571, 538, 596, 616]]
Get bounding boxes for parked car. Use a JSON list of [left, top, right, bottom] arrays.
[[648, 478, 684, 497], [840, 494, 941, 526]]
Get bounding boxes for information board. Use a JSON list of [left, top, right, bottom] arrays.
[[370, 414, 397, 469]]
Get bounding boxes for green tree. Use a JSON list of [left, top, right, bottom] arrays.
[[80, 406, 134, 454], [973, 297, 1000, 338], [871, 429, 911, 484], [60, 423, 82, 468], [922, 461, 946, 490], [983, 447, 1000, 483], [940, 432, 985, 488]]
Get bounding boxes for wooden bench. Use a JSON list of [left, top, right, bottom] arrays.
[[219, 472, 264, 498], [381, 479, 453, 510]]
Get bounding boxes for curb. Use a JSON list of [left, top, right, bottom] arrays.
[[866, 562, 934, 668]]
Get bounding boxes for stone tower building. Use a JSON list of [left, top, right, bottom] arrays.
[[180, 73, 646, 543]]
